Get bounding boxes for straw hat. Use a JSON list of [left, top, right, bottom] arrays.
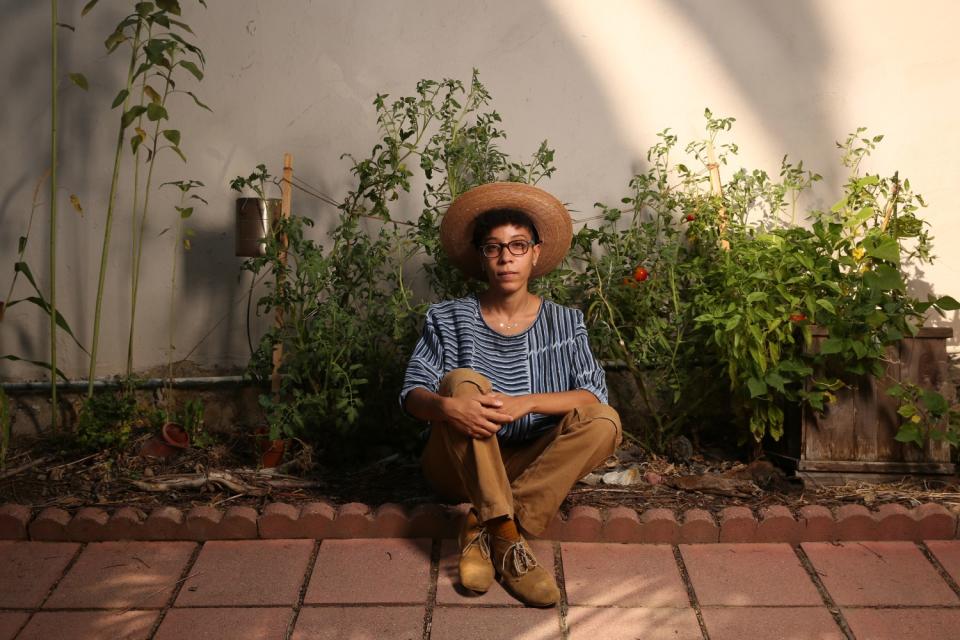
[[440, 182, 573, 280]]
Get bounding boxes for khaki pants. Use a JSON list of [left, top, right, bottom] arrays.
[[420, 368, 622, 536]]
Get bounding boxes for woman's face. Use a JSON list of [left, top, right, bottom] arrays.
[[479, 223, 542, 294]]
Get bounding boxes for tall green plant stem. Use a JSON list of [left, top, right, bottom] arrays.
[[126, 53, 174, 380], [88, 22, 143, 398], [125, 24, 152, 380], [165, 191, 184, 422], [49, 0, 59, 427]]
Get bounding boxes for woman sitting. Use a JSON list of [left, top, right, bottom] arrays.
[[400, 182, 622, 607]]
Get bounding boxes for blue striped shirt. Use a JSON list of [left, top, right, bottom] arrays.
[[399, 293, 607, 443]]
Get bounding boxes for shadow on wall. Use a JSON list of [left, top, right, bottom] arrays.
[[0, 1, 133, 378], [178, 220, 251, 372], [3, 0, 957, 377], [667, 0, 839, 186], [667, 0, 958, 344]]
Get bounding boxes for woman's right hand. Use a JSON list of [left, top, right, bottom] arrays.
[[442, 394, 514, 439]]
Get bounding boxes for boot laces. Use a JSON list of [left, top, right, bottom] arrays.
[[500, 539, 539, 577], [462, 528, 491, 560]]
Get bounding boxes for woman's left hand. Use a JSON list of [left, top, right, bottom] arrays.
[[488, 392, 534, 422]]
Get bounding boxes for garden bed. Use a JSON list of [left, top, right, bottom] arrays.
[[3, 432, 958, 523]]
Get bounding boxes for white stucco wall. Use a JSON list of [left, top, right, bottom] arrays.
[[2, 0, 959, 381]]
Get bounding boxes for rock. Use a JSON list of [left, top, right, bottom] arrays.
[[579, 472, 602, 486], [602, 466, 642, 486], [643, 471, 663, 485]]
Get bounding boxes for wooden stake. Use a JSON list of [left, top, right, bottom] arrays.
[[880, 171, 901, 233], [706, 140, 730, 251], [271, 153, 293, 399]]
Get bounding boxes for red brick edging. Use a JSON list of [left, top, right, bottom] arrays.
[[0, 501, 957, 543]]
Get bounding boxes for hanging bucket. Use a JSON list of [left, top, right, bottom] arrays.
[[235, 197, 282, 257]]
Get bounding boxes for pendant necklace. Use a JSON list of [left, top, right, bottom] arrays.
[[492, 298, 529, 331]]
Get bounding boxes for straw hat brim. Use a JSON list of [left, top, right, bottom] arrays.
[[440, 182, 573, 281]]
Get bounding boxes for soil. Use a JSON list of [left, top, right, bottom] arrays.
[[3, 429, 960, 518]]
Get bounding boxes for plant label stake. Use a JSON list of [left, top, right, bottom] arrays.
[[272, 153, 293, 401], [706, 139, 730, 251]]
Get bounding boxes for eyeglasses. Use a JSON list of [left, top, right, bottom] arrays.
[[479, 240, 536, 258]]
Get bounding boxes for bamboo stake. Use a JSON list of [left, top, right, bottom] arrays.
[[49, 0, 59, 428], [271, 154, 293, 400], [706, 140, 730, 251], [880, 171, 901, 233]]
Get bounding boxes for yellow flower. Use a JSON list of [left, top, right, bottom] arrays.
[[911, 414, 922, 424], [852, 247, 866, 261]]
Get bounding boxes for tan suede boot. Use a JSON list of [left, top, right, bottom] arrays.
[[491, 534, 560, 607], [458, 509, 495, 593]]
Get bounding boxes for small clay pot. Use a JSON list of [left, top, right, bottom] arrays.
[[260, 439, 287, 468], [254, 426, 287, 468], [162, 423, 190, 449], [139, 435, 179, 460]]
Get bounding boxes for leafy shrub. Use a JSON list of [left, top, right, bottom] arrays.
[[543, 113, 958, 448], [243, 71, 556, 460], [245, 77, 959, 457], [75, 392, 137, 453]]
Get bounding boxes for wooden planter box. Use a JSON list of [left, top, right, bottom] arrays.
[[777, 326, 955, 479]]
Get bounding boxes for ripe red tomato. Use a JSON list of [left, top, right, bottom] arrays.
[[686, 214, 695, 221], [634, 266, 649, 282], [789, 313, 807, 322]]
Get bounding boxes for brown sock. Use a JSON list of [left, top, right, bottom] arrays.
[[486, 516, 521, 541]]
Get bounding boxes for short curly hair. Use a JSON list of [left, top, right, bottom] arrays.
[[470, 208, 541, 249]]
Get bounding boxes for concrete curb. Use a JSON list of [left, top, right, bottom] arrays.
[[1, 501, 957, 543]]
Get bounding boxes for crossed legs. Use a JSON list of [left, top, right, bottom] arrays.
[[420, 368, 622, 536]]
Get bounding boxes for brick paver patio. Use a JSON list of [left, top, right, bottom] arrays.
[[2, 538, 960, 639]]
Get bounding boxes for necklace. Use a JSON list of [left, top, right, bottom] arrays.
[[483, 295, 534, 331]]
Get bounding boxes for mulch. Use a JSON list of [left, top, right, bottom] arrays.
[[2, 430, 960, 518]]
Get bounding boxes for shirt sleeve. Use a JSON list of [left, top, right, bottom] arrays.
[[568, 308, 608, 403], [398, 306, 445, 416]]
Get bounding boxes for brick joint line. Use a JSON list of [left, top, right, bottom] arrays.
[[672, 545, 709, 640], [284, 539, 322, 640], [918, 541, 960, 600], [553, 540, 570, 640], [422, 538, 441, 640], [793, 544, 855, 640], [147, 540, 203, 640], [7, 541, 84, 639]]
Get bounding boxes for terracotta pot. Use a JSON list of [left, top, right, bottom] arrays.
[[162, 423, 190, 449], [139, 435, 179, 460], [260, 439, 287, 468], [254, 426, 288, 468]]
